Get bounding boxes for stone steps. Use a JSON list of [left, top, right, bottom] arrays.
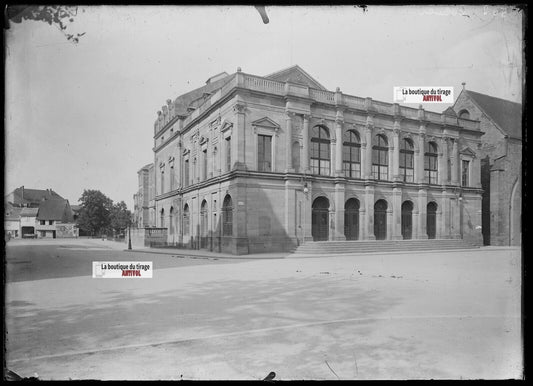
[[292, 239, 478, 255]]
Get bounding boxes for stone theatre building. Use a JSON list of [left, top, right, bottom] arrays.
[[147, 65, 483, 254]]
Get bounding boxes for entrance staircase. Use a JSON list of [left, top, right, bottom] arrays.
[[292, 239, 478, 256]]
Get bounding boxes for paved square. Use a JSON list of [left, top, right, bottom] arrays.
[[5, 239, 522, 380]]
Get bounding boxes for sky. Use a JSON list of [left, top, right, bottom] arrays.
[[5, 5, 524, 208]]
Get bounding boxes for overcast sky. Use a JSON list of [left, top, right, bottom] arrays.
[[5, 5, 523, 208]]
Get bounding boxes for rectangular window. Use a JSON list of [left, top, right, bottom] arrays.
[[49, 220, 53, 225], [226, 137, 232, 171], [40, 220, 45, 225], [462, 160, 470, 186], [160, 170, 164, 194], [203, 149, 208, 180], [258, 135, 272, 172], [170, 166, 174, 191], [184, 160, 189, 187]]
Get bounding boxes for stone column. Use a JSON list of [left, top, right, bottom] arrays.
[[285, 111, 294, 172], [364, 121, 373, 179], [302, 115, 310, 173], [388, 138, 394, 181], [436, 207, 443, 239], [177, 140, 183, 188], [392, 187, 402, 240], [335, 112, 344, 176], [440, 190, 449, 238], [359, 208, 365, 240], [439, 137, 449, 185], [233, 103, 246, 170], [386, 209, 393, 240], [392, 123, 400, 180], [418, 189, 428, 239], [365, 185, 375, 240], [272, 128, 279, 172], [451, 138, 459, 185], [334, 184, 345, 240], [417, 125, 426, 183]]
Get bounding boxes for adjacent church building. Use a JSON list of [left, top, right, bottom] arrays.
[[453, 86, 522, 246], [139, 65, 485, 254]]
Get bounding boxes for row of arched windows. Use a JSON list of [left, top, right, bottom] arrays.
[[159, 195, 234, 237], [310, 126, 439, 183]]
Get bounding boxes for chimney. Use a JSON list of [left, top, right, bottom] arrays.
[[462, 82, 466, 91]]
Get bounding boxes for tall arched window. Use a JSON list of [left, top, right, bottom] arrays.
[[183, 204, 190, 236], [343, 130, 361, 178], [222, 195, 233, 236], [399, 138, 414, 182], [169, 207, 174, 235], [160, 208, 165, 228], [425, 142, 438, 184], [372, 134, 389, 180], [310, 126, 330, 175]]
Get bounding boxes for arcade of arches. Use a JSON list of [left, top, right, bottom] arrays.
[[311, 195, 440, 241]]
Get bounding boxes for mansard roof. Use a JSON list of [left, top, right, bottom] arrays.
[[460, 90, 522, 140], [172, 73, 235, 116], [7, 187, 63, 207], [264, 65, 327, 91]]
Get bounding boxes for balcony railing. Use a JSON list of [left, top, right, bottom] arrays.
[[161, 72, 480, 135]]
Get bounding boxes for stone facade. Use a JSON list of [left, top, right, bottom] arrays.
[[144, 65, 483, 254], [453, 88, 522, 246], [133, 163, 155, 228]]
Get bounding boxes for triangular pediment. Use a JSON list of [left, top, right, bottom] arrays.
[[264, 65, 327, 91], [460, 147, 476, 157], [251, 117, 280, 129]]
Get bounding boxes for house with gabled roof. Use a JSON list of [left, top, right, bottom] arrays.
[[453, 85, 522, 246], [35, 198, 78, 238]]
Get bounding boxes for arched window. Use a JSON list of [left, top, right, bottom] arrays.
[[160, 208, 165, 228], [310, 126, 330, 175], [222, 195, 233, 236], [372, 134, 389, 180], [458, 109, 470, 119], [425, 142, 438, 184], [183, 204, 190, 236], [343, 130, 361, 178], [399, 138, 414, 182], [169, 207, 174, 234]]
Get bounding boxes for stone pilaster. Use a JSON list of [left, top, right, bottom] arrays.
[[335, 111, 344, 176], [233, 103, 247, 170], [285, 111, 294, 172], [392, 122, 400, 181], [418, 188, 428, 239], [392, 187, 402, 240], [365, 185, 375, 240], [302, 115, 310, 173], [364, 120, 373, 179]]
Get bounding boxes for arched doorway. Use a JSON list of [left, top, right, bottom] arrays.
[[401, 201, 413, 240], [312, 197, 329, 241], [374, 200, 387, 240], [427, 202, 437, 239], [344, 198, 360, 240], [200, 200, 208, 248]]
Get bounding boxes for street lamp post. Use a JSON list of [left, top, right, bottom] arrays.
[[128, 223, 132, 250]]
